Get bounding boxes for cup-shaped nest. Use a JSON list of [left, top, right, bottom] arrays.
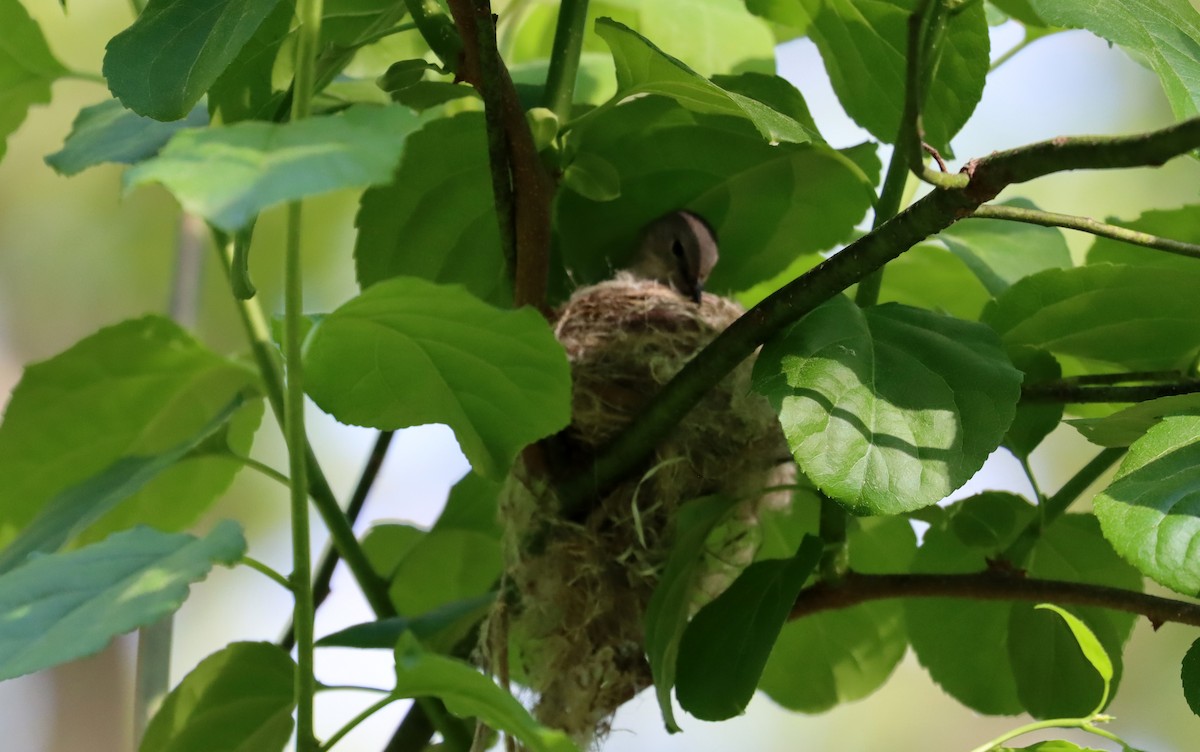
[[498, 273, 794, 740]]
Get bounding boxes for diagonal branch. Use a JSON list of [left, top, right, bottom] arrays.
[[1022, 378, 1200, 404]]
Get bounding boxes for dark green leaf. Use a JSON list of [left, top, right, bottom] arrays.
[[593, 18, 816, 144], [1069, 394, 1200, 447], [1008, 602, 1114, 717], [983, 264, 1200, 370], [44, 100, 208, 176], [377, 59, 439, 94], [799, 0, 989, 152], [391, 634, 578, 752], [874, 242, 991, 320], [0, 522, 246, 680], [991, 0, 1049, 26], [361, 523, 425, 580], [317, 594, 497, 649], [387, 80, 480, 111], [104, 0, 286, 120], [754, 296, 1021, 513], [354, 113, 510, 305], [1183, 637, 1200, 717], [0, 0, 66, 162], [139, 642, 295, 752], [388, 529, 502, 618], [125, 104, 422, 233], [433, 472, 503, 538], [0, 316, 260, 549], [937, 199, 1072, 296], [675, 536, 822, 721], [561, 151, 622, 202], [305, 278, 570, 479], [1005, 347, 1063, 459], [1086, 205, 1200, 273], [710, 72, 821, 138], [207, 0, 293, 123], [644, 495, 740, 732], [1028, 0, 1200, 122], [1094, 415, 1200, 594]]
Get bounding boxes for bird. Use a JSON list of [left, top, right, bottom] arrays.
[[626, 210, 719, 303]]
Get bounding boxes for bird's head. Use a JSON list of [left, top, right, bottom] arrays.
[[628, 210, 719, 303]]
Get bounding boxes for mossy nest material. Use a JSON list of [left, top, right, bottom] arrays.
[[498, 273, 794, 740]]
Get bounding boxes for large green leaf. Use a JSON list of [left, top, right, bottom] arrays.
[[0, 0, 67, 161], [103, 0, 285, 121], [1015, 604, 1114, 717], [592, 18, 816, 144], [983, 264, 1200, 370], [139, 642, 295, 752], [1028, 0, 1200, 122], [1069, 394, 1200, 448], [1086, 205, 1200, 273], [798, 0, 990, 152], [207, 0, 294, 123], [758, 516, 915, 713], [874, 242, 991, 320], [0, 521, 246, 680], [1094, 415, 1200, 594], [304, 277, 571, 479], [125, 104, 422, 232], [1004, 347, 1063, 459], [317, 594, 496, 649], [45, 99, 209, 176], [391, 634, 578, 752], [937, 199, 1072, 296], [557, 97, 875, 293], [0, 316, 260, 547], [754, 296, 1021, 514], [1184, 637, 1200, 717], [354, 112, 510, 305], [675, 536, 822, 721], [433, 472, 503, 538]]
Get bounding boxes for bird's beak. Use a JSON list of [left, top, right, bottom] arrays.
[[690, 281, 704, 304]]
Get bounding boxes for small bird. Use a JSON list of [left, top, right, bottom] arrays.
[[627, 210, 719, 303]]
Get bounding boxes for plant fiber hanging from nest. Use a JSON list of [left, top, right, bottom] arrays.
[[496, 272, 795, 741]]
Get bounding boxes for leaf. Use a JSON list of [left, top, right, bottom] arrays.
[[433, 472, 502, 539], [304, 277, 571, 479], [1028, 0, 1200, 122], [593, 18, 816, 144], [1036, 604, 1114, 706], [0, 398, 244, 574], [1086, 205, 1200, 273], [1094, 415, 1200, 594], [557, 97, 875, 294], [387, 529, 502, 620], [936, 199, 1072, 296], [0, 0, 67, 162], [125, 104, 423, 233], [999, 743, 1106, 752], [139, 642, 295, 752], [710, 71, 821, 138], [754, 296, 1022, 514], [103, 0, 286, 121], [1184, 637, 1200, 717], [45, 99, 209, 176], [1069, 394, 1200, 447], [207, 0, 294, 123], [561, 151, 622, 202], [1004, 347, 1063, 459], [354, 112, 510, 305], [391, 634, 578, 752], [798, 0, 990, 152], [0, 316, 260, 548], [644, 495, 740, 732], [983, 264, 1200, 371], [675, 536, 822, 721], [361, 523, 425, 580], [317, 594, 497, 649], [0, 521, 246, 681], [875, 242, 991, 320]]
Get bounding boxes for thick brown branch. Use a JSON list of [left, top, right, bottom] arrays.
[[791, 571, 1200, 629]]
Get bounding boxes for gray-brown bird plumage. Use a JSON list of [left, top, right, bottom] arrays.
[[626, 210, 719, 302]]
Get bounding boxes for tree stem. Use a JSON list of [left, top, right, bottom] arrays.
[[542, 0, 590, 121]]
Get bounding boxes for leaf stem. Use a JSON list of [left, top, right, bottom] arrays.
[[241, 556, 295, 591], [228, 453, 291, 488], [967, 716, 1094, 752], [542, 0, 590, 122], [319, 695, 401, 751], [971, 203, 1200, 261]]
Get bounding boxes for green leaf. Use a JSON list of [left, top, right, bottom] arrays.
[[675, 536, 822, 721], [317, 593, 497, 649], [387, 529, 503, 619], [0, 521, 246, 681], [45, 99, 209, 176], [1008, 602, 1115, 717], [875, 242, 991, 320], [0, 0, 67, 162], [361, 523, 425, 580], [644, 495, 740, 732], [593, 18, 816, 144], [1086, 205, 1200, 273], [0, 316, 260, 548], [0, 398, 244, 574], [304, 277, 571, 479], [103, 0, 286, 121], [1069, 394, 1200, 447], [391, 634, 578, 752], [139, 642, 295, 752], [557, 97, 875, 293], [1004, 347, 1063, 459], [937, 199, 1072, 296], [1183, 637, 1200, 717], [1035, 604, 1113, 706], [1094, 415, 1200, 594], [1028, 0, 1200, 122], [125, 104, 422, 233], [433, 472, 503, 539], [207, 0, 294, 123], [798, 0, 990, 152], [754, 296, 1022, 514], [710, 71, 821, 138], [983, 264, 1200, 371], [354, 113, 510, 305], [990, 0, 1049, 27], [561, 151, 622, 202], [999, 743, 1105, 752], [758, 517, 915, 712]]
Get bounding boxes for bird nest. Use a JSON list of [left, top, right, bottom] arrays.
[[495, 274, 794, 741]]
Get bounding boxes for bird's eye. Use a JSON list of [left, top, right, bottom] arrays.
[[671, 239, 685, 259]]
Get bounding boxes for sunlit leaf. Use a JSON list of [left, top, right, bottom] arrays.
[[0, 0, 67, 161]]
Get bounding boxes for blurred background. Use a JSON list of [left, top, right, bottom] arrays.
[[1, 1, 1198, 750]]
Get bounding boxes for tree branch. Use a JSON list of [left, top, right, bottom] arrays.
[[557, 116, 1200, 514], [1022, 379, 1200, 404], [971, 204, 1200, 262], [791, 571, 1200, 629]]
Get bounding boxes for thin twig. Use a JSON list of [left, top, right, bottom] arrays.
[[1022, 379, 1200, 404]]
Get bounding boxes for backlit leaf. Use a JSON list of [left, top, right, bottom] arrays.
[[45, 99, 208, 176], [0, 0, 67, 161]]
